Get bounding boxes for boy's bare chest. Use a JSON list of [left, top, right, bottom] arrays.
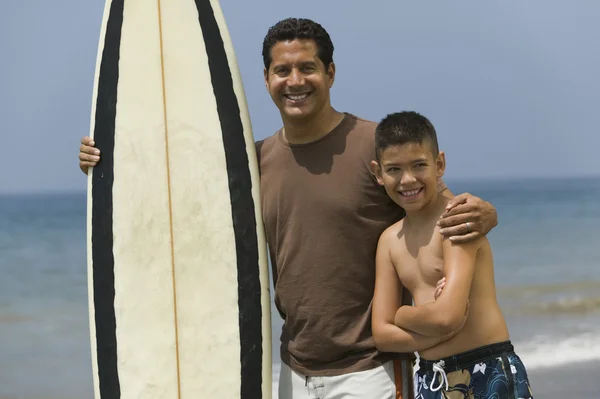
[[392, 233, 444, 294]]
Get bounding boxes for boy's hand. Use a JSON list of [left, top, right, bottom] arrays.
[[437, 193, 498, 243], [434, 277, 446, 300], [79, 136, 101, 175]]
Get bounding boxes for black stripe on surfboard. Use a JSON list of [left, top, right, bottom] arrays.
[[194, 1, 263, 397], [90, 0, 124, 397]]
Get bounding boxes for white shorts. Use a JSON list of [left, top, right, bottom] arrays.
[[277, 360, 413, 399]]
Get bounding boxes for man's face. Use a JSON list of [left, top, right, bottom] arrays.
[[264, 39, 335, 122]]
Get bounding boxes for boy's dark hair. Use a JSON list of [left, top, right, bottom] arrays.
[[375, 111, 440, 160], [262, 18, 334, 70]]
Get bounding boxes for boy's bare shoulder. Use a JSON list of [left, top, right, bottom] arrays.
[[379, 219, 405, 244]]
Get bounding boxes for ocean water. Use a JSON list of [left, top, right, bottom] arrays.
[[1, 177, 599, 398]]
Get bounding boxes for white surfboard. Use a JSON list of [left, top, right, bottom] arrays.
[[85, 0, 271, 398]]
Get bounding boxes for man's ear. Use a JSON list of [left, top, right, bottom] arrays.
[[264, 68, 269, 90], [370, 160, 384, 186], [327, 62, 336, 88]]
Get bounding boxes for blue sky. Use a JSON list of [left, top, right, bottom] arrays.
[[2, 0, 598, 193]]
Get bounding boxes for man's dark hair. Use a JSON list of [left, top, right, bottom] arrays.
[[375, 111, 440, 160], [262, 18, 334, 70]]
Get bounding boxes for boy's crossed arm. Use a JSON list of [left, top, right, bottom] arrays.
[[372, 232, 452, 354], [393, 237, 480, 337]]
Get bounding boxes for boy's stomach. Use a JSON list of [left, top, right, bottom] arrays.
[[419, 301, 510, 361]]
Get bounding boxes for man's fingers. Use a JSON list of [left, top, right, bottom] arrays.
[[438, 213, 478, 230], [445, 193, 469, 211], [80, 160, 92, 165], [442, 202, 479, 218], [440, 221, 482, 239], [81, 136, 95, 145], [449, 232, 480, 244], [80, 144, 100, 156], [79, 153, 100, 163]]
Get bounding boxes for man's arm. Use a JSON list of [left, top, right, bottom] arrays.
[[394, 237, 481, 337], [437, 192, 498, 243], [371, 232, 450, 353]]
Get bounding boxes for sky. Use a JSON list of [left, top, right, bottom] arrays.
[[1, 0, 599, 194]]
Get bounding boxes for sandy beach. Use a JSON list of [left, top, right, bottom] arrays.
[[527, 360, 598, 399]]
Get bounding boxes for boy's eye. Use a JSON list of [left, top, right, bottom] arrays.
[[415, 163, 427, 168]]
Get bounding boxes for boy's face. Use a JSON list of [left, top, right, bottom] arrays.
[[371, 141, 445, 212], [264, 39, 335, 123]]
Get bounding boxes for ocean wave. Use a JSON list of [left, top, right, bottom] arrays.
[[498, 280, 600, 315], [516, 332, 600, 369], [497, 280, 600, 296], [502, 296, 600, 316], [533, 296, 600, 314]]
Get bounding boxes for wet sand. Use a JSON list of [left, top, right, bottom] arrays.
[[527, 360, 598, 399]]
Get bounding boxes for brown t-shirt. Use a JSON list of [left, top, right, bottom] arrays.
[[256, 113, 406, 376]]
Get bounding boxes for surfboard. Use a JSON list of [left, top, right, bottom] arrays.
[[85, 0, 271, 398]]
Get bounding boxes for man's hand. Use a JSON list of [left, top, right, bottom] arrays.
[[437, 193, 498, 243], [79, 136, 101, 175]]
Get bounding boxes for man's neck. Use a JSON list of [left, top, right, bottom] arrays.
[[282, 107, 345, 145]]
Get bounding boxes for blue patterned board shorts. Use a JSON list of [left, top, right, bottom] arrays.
[[413, 341, 533, 399]]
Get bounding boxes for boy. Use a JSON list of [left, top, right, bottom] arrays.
[[370, 111, 533, 399]]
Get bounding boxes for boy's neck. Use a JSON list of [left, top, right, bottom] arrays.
[[281, 107, 344, 145], [404, 188, 453, 226]]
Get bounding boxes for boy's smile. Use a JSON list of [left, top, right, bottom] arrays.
[[399, 187, 424, 200], [372, 141, 445, 213]]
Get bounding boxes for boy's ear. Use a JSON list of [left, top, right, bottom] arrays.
[[370, 160, 385, 186], [436, 151, 446, 178]]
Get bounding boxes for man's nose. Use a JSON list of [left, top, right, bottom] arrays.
[[287, 69, 304, 86]]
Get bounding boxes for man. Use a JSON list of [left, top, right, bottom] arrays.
[[79, 18, 498, 399]]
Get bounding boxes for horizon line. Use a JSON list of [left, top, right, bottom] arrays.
[[1, 173, 599, 196]]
